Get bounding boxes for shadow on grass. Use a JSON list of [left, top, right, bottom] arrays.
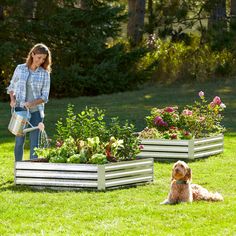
[[0, 181, 151, 193]]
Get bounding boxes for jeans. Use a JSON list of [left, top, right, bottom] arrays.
[[14, 107, 42, 161]]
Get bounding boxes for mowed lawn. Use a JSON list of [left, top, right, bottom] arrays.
[[0, 78, 235, 235]]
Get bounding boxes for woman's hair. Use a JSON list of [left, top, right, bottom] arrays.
[[26, 43, 52, 72]]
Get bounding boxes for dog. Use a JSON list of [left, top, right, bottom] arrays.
[[160, 160, 223, 204]]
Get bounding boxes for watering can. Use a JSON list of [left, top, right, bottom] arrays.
[[8, 108, 44, 136]]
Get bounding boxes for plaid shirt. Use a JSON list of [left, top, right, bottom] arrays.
[[7, 63, 50, 118]]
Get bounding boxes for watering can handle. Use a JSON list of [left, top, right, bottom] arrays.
[[23, 122, 44, 134], [23, 126, 39, 134], [11, 107, 15, 115], [11, 107, 30, 116]]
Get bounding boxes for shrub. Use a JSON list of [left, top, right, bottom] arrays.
[[138, 36, 236, 83]]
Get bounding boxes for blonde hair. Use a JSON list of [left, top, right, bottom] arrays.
[[26, 43, 52, 72]]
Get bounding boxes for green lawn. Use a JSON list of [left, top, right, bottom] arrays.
[[0, 79, 236, 235]]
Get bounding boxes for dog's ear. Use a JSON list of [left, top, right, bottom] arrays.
[[171, 164, 177, 181], [184, 167, 192, 182]]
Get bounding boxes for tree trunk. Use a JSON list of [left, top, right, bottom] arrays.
[[208, 0, 227, 30], [230, 0, 236, 31], [231, 0, 236, 15], [147, 0, 154, 34], [21, 0, 37, 19], [0, 6, 3, 20], [127, 0, 146, 47]]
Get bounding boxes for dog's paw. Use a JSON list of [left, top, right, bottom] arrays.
[[160, 199, 170, 205]]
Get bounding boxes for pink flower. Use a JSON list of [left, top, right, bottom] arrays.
[[139, 145, 144, 150], [199, 116, 205, 122], [213, 96, 221, 105], [182, 109, 193, 116], [164, 107, 175, 113], [184, 131, 190, 136], [56, 140, 63, 147], [154, 116, 163, 125], [210, 102, 215, 108], [198, 91, 204, 98], [159, 121, 168, 127]]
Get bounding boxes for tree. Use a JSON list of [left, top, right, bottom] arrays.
[[146, 0, 154, 34], [208, 0, 227, 30], [0, 0, 146, 99], [0, 5, 3, 20], [230, 0, 236, 31], [127, 0, 146, 46]]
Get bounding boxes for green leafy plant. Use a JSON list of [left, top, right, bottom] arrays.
[[139, 91, 226, 140], [35, 105, 141, 164]]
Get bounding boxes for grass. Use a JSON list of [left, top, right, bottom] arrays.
[[0, 78, 236, 235]]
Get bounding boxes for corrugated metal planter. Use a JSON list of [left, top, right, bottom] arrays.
[[137, 134, 224, 161], [14, 158, 154, 191]]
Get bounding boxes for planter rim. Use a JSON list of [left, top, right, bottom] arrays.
[[140, 133, 223, 141], [16, 158, 153, 166]]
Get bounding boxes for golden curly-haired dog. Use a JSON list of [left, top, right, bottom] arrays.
[[161, 160, 223, 204]]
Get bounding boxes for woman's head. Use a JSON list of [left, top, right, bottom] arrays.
[[26, 43, 52, 72]]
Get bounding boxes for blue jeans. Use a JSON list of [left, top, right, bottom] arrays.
[[14, 108, 42, 161]]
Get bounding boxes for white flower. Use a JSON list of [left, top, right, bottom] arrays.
[[220, 103, 226, 109]]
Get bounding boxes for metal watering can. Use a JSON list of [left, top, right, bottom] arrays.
[[8, 108, 44, 136]]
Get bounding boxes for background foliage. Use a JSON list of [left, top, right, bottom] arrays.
[[0, 0, 146, 100], [1, 0, 236, 101]]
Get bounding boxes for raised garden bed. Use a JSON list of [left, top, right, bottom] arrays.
[[15, 158, 154, 190], [137, 134, 224, 161]]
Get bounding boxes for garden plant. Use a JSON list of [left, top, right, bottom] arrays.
[[35, 105, 141, 164], [139, 91, 226, 140]]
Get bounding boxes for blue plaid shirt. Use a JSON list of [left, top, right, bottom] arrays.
[[7, 63, 50, 118]]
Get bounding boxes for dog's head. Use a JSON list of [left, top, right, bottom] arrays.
[[171, 160, 192, 182]]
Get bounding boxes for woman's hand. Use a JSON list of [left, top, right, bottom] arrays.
[[24, 101, 35, 109], [38, 122, 45, 131], [9, 91, 16, 108], [10, 100, 16, 108], [24, 99, 43, 109]]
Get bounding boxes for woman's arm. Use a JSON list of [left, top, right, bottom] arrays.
[[24, 98, 44, 109], [7, 65, 20, 108]]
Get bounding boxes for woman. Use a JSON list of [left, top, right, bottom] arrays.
[[7, 43, 52, 161]]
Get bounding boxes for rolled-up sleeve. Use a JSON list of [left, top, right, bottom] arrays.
[[41, 72, 50, 103], [6, 66, 19, 94]]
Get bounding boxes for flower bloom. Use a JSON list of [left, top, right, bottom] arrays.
[[199, 116, 205, 122], [56, 140, 63, 147], [220, 103, 226, 109], [139, 145, 144, 150], [210, 102, 215, 108], [213, 96, 221, 105], [164, 107, 175, 113], [159, 120, 168, 127], [184, 131, 190, 136], [198, 91, 204, 98], [154, 116, 168, 127], [182, 109, 193, 116], [154, 116, 162, 125]]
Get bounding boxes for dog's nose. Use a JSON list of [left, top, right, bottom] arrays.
[[175, 168, 180, 173]]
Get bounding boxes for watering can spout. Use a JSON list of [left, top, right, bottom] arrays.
[[23, 122, 45, 134]]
